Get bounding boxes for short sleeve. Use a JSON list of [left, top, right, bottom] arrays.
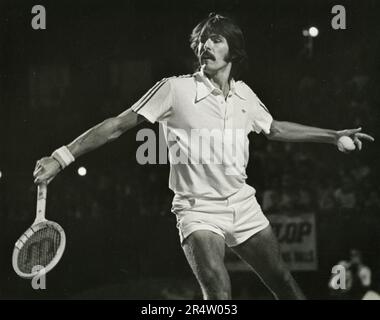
[[131, 78, 173, 123], [250, 94, 273, 134]]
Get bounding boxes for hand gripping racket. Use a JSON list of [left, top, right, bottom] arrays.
[[12, 182, 66, 279]]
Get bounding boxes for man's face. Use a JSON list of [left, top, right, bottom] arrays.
[[197, 34, 231, 75]]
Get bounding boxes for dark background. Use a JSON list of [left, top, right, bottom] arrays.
[[0, 0, 379, 299]]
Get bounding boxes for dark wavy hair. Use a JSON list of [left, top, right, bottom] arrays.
[[189, 13, 248, 79]]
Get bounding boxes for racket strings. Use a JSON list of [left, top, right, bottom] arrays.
[[17, 226, 62, 274]]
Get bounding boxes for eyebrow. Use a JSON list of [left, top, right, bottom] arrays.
[[199, 33, 224, 42]]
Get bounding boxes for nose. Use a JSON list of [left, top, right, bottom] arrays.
[[203, 38, 213, 50], [198, 38, 213, 55]]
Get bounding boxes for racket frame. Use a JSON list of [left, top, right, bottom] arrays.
[[12, 182, 66, 279]]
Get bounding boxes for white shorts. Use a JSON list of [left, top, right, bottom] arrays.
[[171, 184, 270, 247]]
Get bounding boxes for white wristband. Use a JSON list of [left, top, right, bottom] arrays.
[[51, 146, 75, 169]]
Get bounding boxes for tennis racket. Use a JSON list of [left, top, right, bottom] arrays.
[[12, 182, 66, 279]]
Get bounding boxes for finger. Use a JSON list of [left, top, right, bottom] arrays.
[[345, 127, 362, 136], [34, 163, 42, 170], [34, 162, 41, 171], [33, 164, 44, 173], [33, 166, 43, 177], [35, 175, 47, 185], [355, 133, 375, 141], [354, 138, 362, 151]]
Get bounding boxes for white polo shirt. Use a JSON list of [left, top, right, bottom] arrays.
[[131, 71, 273, 199]]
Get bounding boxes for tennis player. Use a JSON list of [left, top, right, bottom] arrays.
[[33, 14, 374, 299]]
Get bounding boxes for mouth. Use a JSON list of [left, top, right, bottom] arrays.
[[200, 52, 215, 61]]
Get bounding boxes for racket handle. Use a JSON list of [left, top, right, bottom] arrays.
[[38, 182, 47, 199], [36, 182, 47, 222]]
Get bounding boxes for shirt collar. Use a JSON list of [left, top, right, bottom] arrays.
[[229, 78, 246, 100], [194, 69, 246, 103]]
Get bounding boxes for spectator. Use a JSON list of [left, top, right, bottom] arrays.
[[317, 179, 337, 211], [328, 249, 373, 300], [261, 178, 281, 213], [334, 176, 357, 210]]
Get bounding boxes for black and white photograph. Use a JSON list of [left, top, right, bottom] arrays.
[[0, 0, 379, 304]]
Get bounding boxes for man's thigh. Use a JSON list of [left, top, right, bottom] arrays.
[[182, 230, 226, 273], [231, 225, 285, 278], [232, 225, 305, 299], [182, 230, 232, 300]]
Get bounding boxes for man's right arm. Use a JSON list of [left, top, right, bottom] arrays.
[[33, 108, 145, 184], [67, 108, 145, 158]]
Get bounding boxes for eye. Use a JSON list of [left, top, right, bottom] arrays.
[[211, 35, 223, 43]]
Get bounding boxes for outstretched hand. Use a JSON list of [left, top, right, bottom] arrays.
[[336, 127, 374, 151]]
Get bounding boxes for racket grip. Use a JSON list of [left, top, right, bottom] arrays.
[[37, 182, 48, 201], [36, 183, 48, 222]]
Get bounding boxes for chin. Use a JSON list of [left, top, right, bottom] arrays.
[[202, 64, 217, 73], [202, 68, 216, 77]]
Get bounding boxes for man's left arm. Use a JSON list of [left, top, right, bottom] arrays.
[[265, 120, 374, 151]]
